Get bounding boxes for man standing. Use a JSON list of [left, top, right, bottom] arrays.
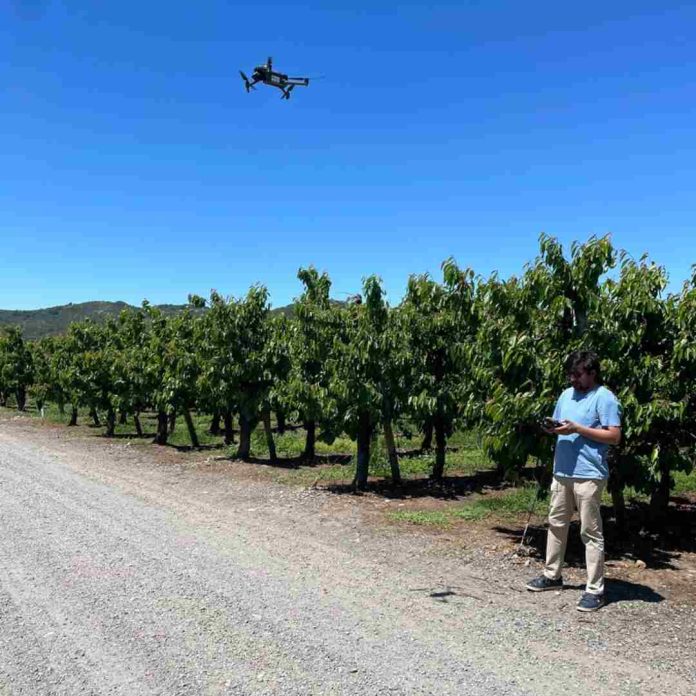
[[526, 350, 622, 612]]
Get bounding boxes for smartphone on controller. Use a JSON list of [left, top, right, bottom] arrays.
[[541, 417, 564, 430]]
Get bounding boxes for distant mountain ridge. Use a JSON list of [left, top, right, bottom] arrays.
[[0, 300, 295, 340]]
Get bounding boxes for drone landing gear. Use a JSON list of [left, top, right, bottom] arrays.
[[281, 84, 295, 100]]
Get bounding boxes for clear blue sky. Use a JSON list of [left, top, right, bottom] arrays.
[[2, 1, 695, 309]]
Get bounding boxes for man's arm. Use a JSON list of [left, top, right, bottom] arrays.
[[554, 421, 621, 445]]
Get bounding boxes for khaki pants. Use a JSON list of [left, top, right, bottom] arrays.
[[544, 476, 606, 595]]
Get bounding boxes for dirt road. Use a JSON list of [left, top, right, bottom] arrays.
[[0, 416, 693, 695]]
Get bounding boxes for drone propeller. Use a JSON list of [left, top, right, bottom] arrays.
[[239, 70, 255, 92]]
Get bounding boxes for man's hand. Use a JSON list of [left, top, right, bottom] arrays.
[[554, 420, 621, 445], [541, 417, 563, 433]]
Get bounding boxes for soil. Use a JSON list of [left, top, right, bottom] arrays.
[[1, 411, 695, 695], [194, 431, 696, 608]]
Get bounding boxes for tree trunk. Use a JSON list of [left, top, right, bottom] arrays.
[[90, 408, 100, 427], [649, 456, 672, 528], [432, 414, 447, 481], [223, 410, 235, 445], [16, 388, 26, 412], [119, 410, 128, 425], [154, 410, 169, 445], [183, 409, 200, 448], [134, 412, 143, 437], [105, 407, 116, 437], [608, 456, 626, 535], [0, 391, 7, 407], [168, 410, 177, 435], [421, 419, 433, 451], [236, 413, 253, 461], [353, 411, 372, 491], [303, 420, 316, 461], [383, 417, 402, 486], [57, 401, 65, 416], [262, 408, 277, 463], [209, 411, 222, 436], [276, 409, 286, 435], [68, 406, 78, 426], [574, 303, 588, 336], [36, 399, 44, 416]]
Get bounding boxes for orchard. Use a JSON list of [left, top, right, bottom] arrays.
[[1, 236, 695, 532]]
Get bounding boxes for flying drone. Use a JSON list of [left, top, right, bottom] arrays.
[[239, 57, 310, 100]]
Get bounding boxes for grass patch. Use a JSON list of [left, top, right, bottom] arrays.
[[389, 484, 548, 528], [158, 412, 223, 448], [389, 510, 452, 526], [673, 469, 696, 495], [454, 485, 547, 520], [274, 462, 356, 487], [1, 401, 68, 426]]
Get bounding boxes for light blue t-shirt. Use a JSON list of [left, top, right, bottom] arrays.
[[552, 385, 622, 480]]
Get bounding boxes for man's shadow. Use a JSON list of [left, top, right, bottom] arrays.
[[604, 578, 664, 605], [559, 577, 664, 606]]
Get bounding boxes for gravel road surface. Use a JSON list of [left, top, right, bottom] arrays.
[[0, 417, 694, 695]]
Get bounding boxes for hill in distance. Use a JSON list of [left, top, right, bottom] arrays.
[[0, 300, 297, 340]]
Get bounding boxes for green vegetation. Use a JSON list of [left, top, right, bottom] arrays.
[[1, 235, 695, 536], [391, 510, 452, 526], [673, 469, 696, 496], [0, 300, 297, 341], [390, 485, 548, 527]]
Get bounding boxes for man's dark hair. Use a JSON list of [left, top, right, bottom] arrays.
[[565, 350, 602, 382]]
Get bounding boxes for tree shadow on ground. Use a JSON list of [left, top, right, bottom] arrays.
[[325, 470, 507, 500], [397, 446, 460, 457], [207, 452, 354, 468], [495, 497, 696, 569], [272, 423, 305, 433], [165, 442, 230, 453], [242, 453, 354, 469]]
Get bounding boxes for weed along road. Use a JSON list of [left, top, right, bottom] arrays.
[[0, 418, 694, 696]]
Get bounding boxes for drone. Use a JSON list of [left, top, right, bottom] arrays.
[[239, 57, 310, 100]]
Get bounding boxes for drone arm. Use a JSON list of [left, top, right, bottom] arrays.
[[286, 77, 310, 86]]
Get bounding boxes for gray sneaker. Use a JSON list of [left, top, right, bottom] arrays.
[[576, 592, 606, 612], [526, 575, 563, 592]]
